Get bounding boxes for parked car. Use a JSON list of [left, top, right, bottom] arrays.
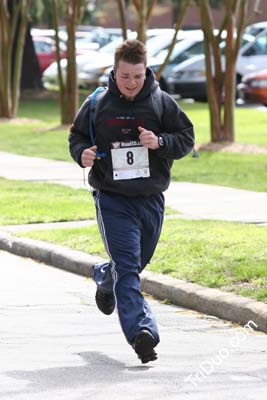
[[42, 32, 136, 88], [98, 30, 204, 90], [244, 21, 267, 37], [78, 29, 200, 88], [74, 27, 127, 53], [166, 54, 208, 100], [237, 69, 267, 106], [167, 29, 267, 100], [147, 30, 204, 91], [57, 25, 124, 40], [43, 29, 190, 89], [31, 28, 66, 42], [32, 36, 67, 73]]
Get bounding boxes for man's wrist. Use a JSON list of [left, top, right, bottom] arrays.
[[158, 135, 164, 148]]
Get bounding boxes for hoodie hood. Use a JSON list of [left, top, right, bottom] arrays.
[[108, 67, 159, 101]]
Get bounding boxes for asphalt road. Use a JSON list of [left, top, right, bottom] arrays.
[[1, 251, 266, 400]]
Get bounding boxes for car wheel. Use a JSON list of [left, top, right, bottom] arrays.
[[235, 74, 242, 99]]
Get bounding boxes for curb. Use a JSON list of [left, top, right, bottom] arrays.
[[1, 231, 266, 334], [0, 231, 102, 278]]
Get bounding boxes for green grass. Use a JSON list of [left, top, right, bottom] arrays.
[[171, 151, 267, 192], [0, 98, 267, 191], [1, 97, 267, 153], [0, 177, 95, 225], [179, 101, 267, 146], [18, 97, 61, 123], [0, 100, 267, 191], [0, 123, 71, 161], [1, 98, 70, 161], [0, 177, 177, 225], [17, 218, 267, 303]]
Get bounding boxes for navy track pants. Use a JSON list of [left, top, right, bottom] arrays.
[[93, 190, 164, 345]]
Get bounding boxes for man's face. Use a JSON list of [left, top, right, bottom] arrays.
[[114, 60, 146, 101]]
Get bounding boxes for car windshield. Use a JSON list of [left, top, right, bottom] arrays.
[[246, 33, 267, 56], [99, 34, 136, 54], [245, 24, 267, 37], [219, 33, 255, 54], [154, 39, 204, 65], [99, 33, 181, 57], [75, 30, 122, 49], [145, 35, 176, 57]]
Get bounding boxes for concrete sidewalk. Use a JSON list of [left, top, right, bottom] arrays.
[[2, 251, 267, 400], [0, 151, 267, 333], [1, 150, 267, 223], [1, 231, 267, 334]]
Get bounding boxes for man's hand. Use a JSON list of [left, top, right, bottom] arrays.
[[138, 126, 159, 150], [81, 146, 97, 167]]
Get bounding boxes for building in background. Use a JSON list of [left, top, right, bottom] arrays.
[[91, 0, 267, 31]]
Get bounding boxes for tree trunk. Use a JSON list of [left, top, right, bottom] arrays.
[[65, 1, 78, 125], [117, 0, 128, 40], [204, 40, 223, 141], [199, 0, 224, 142], [198, 0, 262, 143], [20, 24, 43, 90], [223, 8, 236, 142], [171, 0, 183, 25], [51, 0, 67, 124], [132, 0, 157, 43], [0, 0, 31, 118], [0, 1, 13, 117], [156, 0, 191, 81], [137, 0, 147, 42], [51, 0, 85, 126], [11, 0, 30, 115]]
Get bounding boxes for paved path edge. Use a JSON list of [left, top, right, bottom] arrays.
[[1, 230, 266, 334]]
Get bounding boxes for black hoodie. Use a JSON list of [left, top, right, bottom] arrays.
[[69, 68, 195, 197]]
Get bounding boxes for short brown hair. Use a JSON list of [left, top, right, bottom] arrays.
[[114, 39, 147, 69]]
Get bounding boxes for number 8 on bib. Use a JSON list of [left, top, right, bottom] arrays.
[[111, 142, 150, 180]]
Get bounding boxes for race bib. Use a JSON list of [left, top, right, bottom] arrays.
[[111, 140, 150, 180]]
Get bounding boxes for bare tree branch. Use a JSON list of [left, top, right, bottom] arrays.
[[246, 0, 262, 26], [132, 0, 140, 11], [234, 0, 247, 57], [51, 0, 65, 92], [117, 0, 128, 40], [156, 0, 191, 80], [146, 0, 157, 22]]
